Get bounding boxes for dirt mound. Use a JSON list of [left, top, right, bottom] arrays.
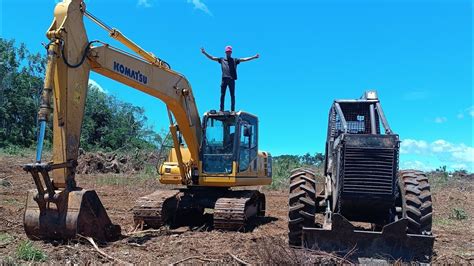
[[76, 150, 160, 174]]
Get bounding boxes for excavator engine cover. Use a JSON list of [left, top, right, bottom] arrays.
[[24, 189, 121, 242]]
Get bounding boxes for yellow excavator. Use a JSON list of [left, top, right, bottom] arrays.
[[23, 0, 272, 241]]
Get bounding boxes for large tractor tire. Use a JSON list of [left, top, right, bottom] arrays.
[[288, 168, 316, 246], [398, 170, 433, 235]]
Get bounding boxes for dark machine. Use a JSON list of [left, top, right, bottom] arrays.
[[288, 91, 434, 262]]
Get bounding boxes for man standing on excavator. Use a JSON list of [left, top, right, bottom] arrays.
[[201, 46, 259, 112]]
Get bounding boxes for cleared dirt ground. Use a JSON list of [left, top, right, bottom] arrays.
[[1, 155, 473, 264]]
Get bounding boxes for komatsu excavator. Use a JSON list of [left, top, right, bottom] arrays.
[[23, 0, 272, 241]]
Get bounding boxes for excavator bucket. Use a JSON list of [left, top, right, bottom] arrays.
[[24, 189, 121, 242], [23, 162, 121, 242], [302, 214, 434, 262]]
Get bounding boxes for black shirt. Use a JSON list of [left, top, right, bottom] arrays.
[[218, 57, 241, 80]]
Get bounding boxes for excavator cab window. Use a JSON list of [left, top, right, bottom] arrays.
[[202, 116, 237, 174], [238, 121, 258, 172]]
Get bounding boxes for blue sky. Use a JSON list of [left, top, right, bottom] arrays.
[[1, 0, 473, 171]]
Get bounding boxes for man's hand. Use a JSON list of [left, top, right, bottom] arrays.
[[201, 48, 218, 61], [240, 53, 260, 62]]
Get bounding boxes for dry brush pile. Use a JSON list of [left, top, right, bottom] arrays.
[[76, 149, 163, 174]]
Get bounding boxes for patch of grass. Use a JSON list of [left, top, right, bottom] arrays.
[[455, 249, 473, 257], [138, 164, 158, 180], [0, 146, 24, 156], [449, 207, 468, 220], [269, 165, 324, 190], [0, 232, 14, 246], [269, 177, 289, 190], [0, 178, 12, 187], [96, 163, 158, 186], [16, 240, 47, 262], [426, 170, 472, 191], [433, 217, 454, 226], [0, 256, 16, 266], [0, 146, 37, 157], [427, 172, 450, 190], [96, 175, 132, 186], [2, 198, 20, 206]]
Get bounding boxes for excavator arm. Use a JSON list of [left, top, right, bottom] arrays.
[[38, 0, 201, 186], [23, 0, 202, 241], [88, 44, 202, 178]]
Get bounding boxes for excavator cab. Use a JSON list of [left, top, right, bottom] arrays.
[[135, 111, 270, 230], [201, 110, 258, 175]]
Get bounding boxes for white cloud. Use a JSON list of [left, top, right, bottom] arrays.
[[431, 139, 453, 153], [400, 139, 428, 154], [401, 138, 474, 172], [187, 0, 212, 15], [88, 79, 107, 93], [400, 160, 432, 171], [137, 0, 152, 8], [457, 106, 474, 119], [451, 163, 468, 170], [434, 117, 447, 123], [450, 145, 474, 163]]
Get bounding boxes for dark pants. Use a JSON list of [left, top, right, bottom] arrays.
[[220, 78, 236, 111]]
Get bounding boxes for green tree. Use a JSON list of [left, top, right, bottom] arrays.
[[0, 38, 46, 148], [0, 38, 163, 152], [81, 85, 162, 151], [271, 153, 325, 189]]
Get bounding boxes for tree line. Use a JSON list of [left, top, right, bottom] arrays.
[[0, 39, 326, 179], [0, 38, 162, 152]]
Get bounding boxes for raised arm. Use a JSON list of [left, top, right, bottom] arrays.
[[201, 48, 219, 61], [239, 53, 259, 62]]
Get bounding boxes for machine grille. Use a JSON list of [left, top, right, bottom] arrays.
[[342, 147, 395, 196]]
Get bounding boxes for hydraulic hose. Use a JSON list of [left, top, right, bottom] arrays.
[[35, 41, 58, 162], [35, 121, 47, 163]]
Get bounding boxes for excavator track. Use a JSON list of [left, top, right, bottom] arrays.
[[213, 190, 265, 231], [133, 190, 180, 229]]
